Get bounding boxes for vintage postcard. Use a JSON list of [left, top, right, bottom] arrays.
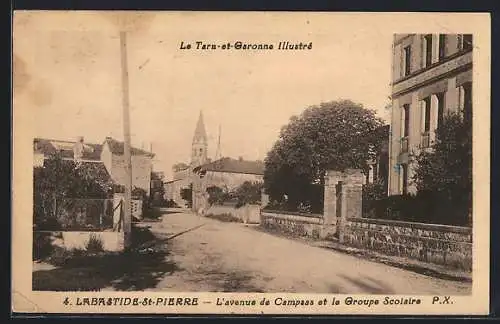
[[12, 11, 490, 315]]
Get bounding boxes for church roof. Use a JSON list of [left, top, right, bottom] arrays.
[[193, 111, 207, 143], [193, 157, 264, 175]]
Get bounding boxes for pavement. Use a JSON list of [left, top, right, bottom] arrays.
[[129, 211, 472, 294]]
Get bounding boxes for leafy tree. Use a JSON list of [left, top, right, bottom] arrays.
[[412, 112, 472, 226], [264, 100, 386, 209], [34, 153, 114, 229], [234, 181, 263, 208], [206, 185, 229, 206]]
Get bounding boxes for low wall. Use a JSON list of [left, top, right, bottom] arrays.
[[343, 218, 472, 270], [38, 231, 125, 252], [205, 204, 261, 224], [260, 211, 336, 240]]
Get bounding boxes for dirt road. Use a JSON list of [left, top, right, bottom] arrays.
[[129, 212, 471, 294]]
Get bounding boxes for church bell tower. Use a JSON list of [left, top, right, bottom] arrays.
[[191, 110, 208, 167]]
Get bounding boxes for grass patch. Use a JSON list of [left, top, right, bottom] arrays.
[[205, 213, 243, 223]]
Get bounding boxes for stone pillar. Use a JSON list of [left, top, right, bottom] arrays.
[[344, 169, 364, 219], [338, 169, 364, 243], [430, 94, 439, 144], [261, 190, 269, 207], [446, 77, 459, 114], [323, 170, 343, 225]]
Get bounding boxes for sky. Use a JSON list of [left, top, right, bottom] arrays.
[[14, 12, 394, 179]]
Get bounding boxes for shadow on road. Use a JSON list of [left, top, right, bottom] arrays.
[[337, 274, 395, 294], [33, 226, 178, 291]]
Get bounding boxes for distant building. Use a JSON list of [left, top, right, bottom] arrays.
[[192, 157, 264, 213], [33, 136, 155, 195], [164, 111, 264, 209], [164, 111, 209, 206], [193, 157, 264, 189], [389, 34, 473, 195]]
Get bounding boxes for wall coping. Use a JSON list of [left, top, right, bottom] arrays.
[[347, 217, 471, 234], [261, 211, 323, 224], [261, 209, 323, 218]]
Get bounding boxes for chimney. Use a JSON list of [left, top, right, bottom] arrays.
[[33, 139, 39, 151], [238, 156, 243, 161]]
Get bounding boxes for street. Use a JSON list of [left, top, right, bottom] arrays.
[[121, 211, 471, 294]]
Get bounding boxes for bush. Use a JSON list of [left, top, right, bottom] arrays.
[[362, 183, 387, 218], [85, 234, 104, 253], [364, 191, 468, 226], [261, 182, 323, 214], [234, 181, 262, 208], [33, 232, 55, 260], [206, 186, 229, 206]]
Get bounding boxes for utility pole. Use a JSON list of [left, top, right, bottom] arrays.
[[215, 125, 221, 160], [119, 31, 133, 249]]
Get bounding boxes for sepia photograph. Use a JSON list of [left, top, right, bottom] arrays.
[[12, 11, 490, 315]]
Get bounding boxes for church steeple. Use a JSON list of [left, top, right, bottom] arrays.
[[191, 110, 208, 167], [193, 110, 207, 144]]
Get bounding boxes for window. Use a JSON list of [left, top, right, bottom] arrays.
[[423, 97, 431, 132], [463, 82, 472, 124], [438, 34, 446, 60], [462, 34, 473, 51], [401, 164, 409, 195], [436, 92, 445, 129], [404, 45, 412, 76], [403, 104, 410, 137], [424, 34, 433, 67]]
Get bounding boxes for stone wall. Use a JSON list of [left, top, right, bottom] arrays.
[[205, 204, 260, 224], [40, 231, 125, 252], [343, 217, 472, 270], [260, 211, 336, 240]]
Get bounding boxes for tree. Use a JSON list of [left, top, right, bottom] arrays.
[[412, 112, 472, 226], [233, 181, 263, 208], [206, 185, 229, 206], [34, 153, 114, 229], [264, 100, 386, 209]]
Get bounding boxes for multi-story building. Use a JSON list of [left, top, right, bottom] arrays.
[[388, 34, 473, 195]]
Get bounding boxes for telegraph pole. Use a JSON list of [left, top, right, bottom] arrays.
[[119, 31, 133, 249]]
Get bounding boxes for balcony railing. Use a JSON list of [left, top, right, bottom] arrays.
[[400, 137, 409, 153], [421, 132, 430, 148]]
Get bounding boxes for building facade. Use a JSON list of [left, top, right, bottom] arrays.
[[34, 136, 155, 195], [389, 34, 473, 195], [164, 111, 265, 209], [191, 157, 265, 213]]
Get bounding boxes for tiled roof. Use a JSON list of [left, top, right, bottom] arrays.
[[193, 157, 264, 175], [104, 137, 155, 157], [34, 137, 155, 160], [34, 138, 102, 161]]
